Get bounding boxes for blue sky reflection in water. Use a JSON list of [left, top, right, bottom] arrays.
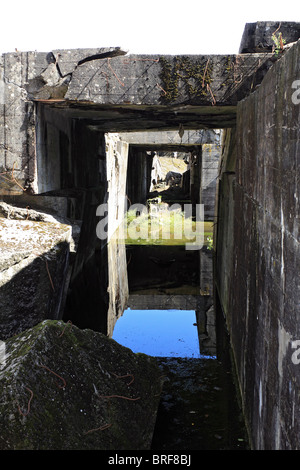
[[112, 309, 202, 358]]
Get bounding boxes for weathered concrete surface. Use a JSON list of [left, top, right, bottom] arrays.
[[0, 51, 51, 194], [119, 129, 220, 146], [0, 43, 280, 195], [239, 21, 300, 53], [1, 23, 299, 196], [215, 38, 300, 449], [0, 21, 300, 451], [0, 194, 71, 220], [0, 206, 73, 340], [128, 294, 205, 311], [33, 51, 276, 135], [64, 53, 274, 106], [52, 47, 127, 77], [0, 200, 65, 223], [105, 133, 129, 336], [200, 141, 221, 220], [0, 320, 162, 450]]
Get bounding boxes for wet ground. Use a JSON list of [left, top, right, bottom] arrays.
[[151, 356, 249, 450]]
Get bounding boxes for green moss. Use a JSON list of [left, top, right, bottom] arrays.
[[121, 210, 214, 247], [1, 320, 162, 450], [159, 56, 213, 103]]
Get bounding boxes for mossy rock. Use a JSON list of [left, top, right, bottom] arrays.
[[0, 320, 162, 450]]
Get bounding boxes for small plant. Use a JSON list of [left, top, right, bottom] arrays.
[[206, 236, 213, 250], [272, 31, 286, 57]]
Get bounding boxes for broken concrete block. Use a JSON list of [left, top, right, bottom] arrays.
[[0, 201, 62, 223], [0, 212, 72, 340], [0, 320, 162, 450]]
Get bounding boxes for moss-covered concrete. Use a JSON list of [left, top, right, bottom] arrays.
[[0, 320, 162, 450]]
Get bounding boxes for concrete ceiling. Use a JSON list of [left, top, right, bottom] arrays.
[[36, 101, 237, 132]]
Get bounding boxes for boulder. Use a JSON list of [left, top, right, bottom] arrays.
[[0, 320, 162, 450]]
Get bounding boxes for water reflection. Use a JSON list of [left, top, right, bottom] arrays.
[[112, 308, 210, 358]]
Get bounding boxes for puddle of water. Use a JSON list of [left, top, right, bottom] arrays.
[[112, 308, 202, 358]]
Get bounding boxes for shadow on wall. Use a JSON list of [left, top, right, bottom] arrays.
[[0, 241, 70, 341]]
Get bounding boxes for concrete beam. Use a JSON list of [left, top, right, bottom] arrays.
[[0, 31, 292, 192], [43, 102, 237, 131], [63, 53, 275, 106], [126, 144, 200, 152], [119, 129, 220, 145], [31, 51, 276, 132], [128, 294, 205, 311]]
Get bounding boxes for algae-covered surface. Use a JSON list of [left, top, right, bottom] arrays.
[[122, 212, 213, 247], [151, 357, 249, 450], [0, 320, 162, 450]]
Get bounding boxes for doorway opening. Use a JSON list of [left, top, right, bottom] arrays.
[[110, 129, 219, 359]]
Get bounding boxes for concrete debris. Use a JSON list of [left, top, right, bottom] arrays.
[[0, 320, 162, 450], [0, 205, 74, 340]]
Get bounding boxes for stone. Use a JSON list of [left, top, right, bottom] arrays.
[[0, 320, 162, 450]]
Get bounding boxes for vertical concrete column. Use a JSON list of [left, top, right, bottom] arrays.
[[105, 133, 129, 336], [200, 142, 221, 220]]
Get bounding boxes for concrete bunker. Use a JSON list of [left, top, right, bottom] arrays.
[[1, 21, 300, 449]]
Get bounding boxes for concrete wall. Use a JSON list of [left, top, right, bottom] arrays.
[[0, 52, 46, 194], [215, 39, 300, 449]]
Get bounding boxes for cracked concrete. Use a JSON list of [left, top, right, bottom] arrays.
[[52, 47, 128, 76], [0, 41, 283, 194]]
